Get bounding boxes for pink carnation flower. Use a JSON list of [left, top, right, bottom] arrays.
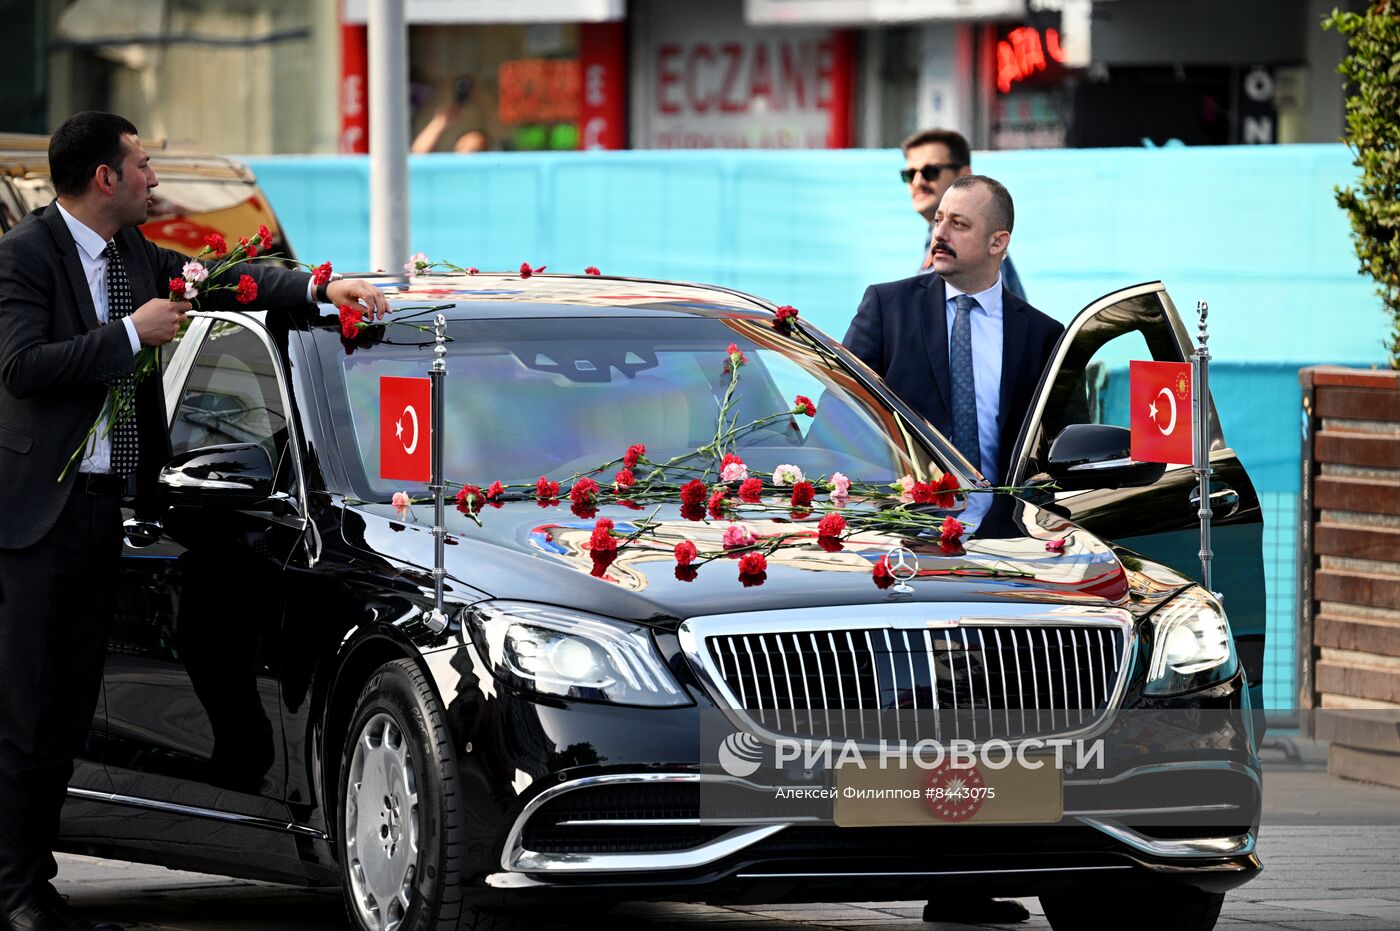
[[722, 523, 756, 549]]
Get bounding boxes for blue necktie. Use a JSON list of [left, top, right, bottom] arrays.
[[949, 294, 981, 470]]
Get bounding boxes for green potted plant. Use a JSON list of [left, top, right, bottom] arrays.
[[1297, 2, 1400, 786]]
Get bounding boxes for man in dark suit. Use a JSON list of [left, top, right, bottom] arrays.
[[847, 174, 1061, 488], [845, 176, 1061, 925], [902, 128, 1026, 300], [0, 111, 387, 931]]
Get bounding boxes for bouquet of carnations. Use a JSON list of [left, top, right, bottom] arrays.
[[58, 226, 334, 481]]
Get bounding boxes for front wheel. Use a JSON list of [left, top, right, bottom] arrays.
[[339, 658, 469, 931], [1041, 886, 1225, 931]]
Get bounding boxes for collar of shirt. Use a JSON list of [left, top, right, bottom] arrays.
[[55, 201, 111, 263], [944, 273, 1005, 321]]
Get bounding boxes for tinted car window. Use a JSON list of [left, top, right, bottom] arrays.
[[171, 319, 291, 485], [326, 315, 943, 498]]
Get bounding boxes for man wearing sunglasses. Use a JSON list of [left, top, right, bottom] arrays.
[[902, 128, 1025, 300]]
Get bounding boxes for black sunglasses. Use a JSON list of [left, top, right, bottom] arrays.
[[900, 162, 963, 184]]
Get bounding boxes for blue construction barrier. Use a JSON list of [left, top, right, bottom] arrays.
[[246, 144, 1387, 709]]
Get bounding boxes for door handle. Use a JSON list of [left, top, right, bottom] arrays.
[[122, 517, 163, 548], [1188, 484, 1239, 519]]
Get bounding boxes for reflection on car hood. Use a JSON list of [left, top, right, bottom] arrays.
[[341, 492, 1190, 629]]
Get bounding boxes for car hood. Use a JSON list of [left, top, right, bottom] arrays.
[[340, 492, 1187, 629]]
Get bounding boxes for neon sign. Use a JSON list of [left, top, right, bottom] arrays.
[[997, 27, 1068, 94]]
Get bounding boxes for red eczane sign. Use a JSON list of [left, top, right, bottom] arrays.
[[1129, 361, 1194, 465], [380, 377, 432, 482], [580, 22, 626, 150]]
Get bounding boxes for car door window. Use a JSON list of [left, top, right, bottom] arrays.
[[170, 318, 293, 489], [1018, 290, 1188, 482]]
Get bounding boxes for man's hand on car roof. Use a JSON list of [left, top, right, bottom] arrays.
[[327, 278, 390, 320]]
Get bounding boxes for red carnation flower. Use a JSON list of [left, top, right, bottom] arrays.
[[623, 443, 646, 468], [738, 478, 763, 503], [536, 476, 560, 500], [519, 262, 546, 279], [455, 484, 483, 514], [590, 517, 617, 552], [794, 394, 816, 417], [312, 261, 334, 286], [590, 549, 616, 578], [674, 540, 698, 566], [707, 488, 728, 518], [790, 481, 815, 508], [725, 343, 746, 368], [933, 472, 959, 509], [614, 468, 635, 489], [940, 516, 965, 545], [585, 266, 601, 276], [680, 503, 705, 522], [911, 481, 936, 505], [168, 277, 186, 298], [234, 274, 258, 304], [238, 236, 257, 258], [203, 233, 228, 256], [817, 513, 846, 539], [486, 481, 504, 501], [774, 305, 799, 326], [569, 477, 599, 506], [338, 305, 363, 339], [872, 555, 894, 589], [737, 552, 767, 576], [467, 267, 479, 275], [257, 224, 273, 251], [675, 564, 698, 582], [679, 479, 707, 507]]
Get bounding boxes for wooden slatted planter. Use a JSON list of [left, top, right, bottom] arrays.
[[1299, 367, 1400, 789]]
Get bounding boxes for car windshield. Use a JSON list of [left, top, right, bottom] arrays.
[[323, 313, 944, 499]]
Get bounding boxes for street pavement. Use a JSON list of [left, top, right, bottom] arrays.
[[47, 739, 1400, 931]]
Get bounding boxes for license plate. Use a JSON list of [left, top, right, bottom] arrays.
[[833, 754, 1063, 827]]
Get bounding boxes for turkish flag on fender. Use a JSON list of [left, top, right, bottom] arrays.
[[1129, 361, 1193, 465], [380, 376, 432, 482]]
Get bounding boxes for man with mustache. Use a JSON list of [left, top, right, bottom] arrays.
[[844, 177, 1061, 925], [902, 128, 1025, 299], [846, 175, 1061, 495]]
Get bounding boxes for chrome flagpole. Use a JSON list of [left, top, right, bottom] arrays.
[[427, 312, 449, 633], [1193, 301, 1215, 595]]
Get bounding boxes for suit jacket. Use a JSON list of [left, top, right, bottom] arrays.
[[0, 202, 312, 550], [843, 271, 1063, 483]]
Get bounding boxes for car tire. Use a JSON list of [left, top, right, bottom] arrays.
[[339, 658, 523, 931], [1041, 886, 1225, 931]]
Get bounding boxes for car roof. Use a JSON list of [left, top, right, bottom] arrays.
[[0, 132, 258, 184], [362, 272, 780, 320]]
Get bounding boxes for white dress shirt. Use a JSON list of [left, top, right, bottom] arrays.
[[56, 202, 141, 475], [944, 274, 1004, 483]]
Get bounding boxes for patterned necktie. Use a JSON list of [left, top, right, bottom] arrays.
[[104, 242, 140, 475], [949, 294, 981, 470]]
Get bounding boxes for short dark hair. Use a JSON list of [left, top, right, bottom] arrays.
[[900, 128, 972, 168], [945, 175, 1015, 234], [49, 111, 139, 197]]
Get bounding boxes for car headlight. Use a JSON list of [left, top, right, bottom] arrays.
[[1145, 586, 1238, 696], [466, 601, 691, 707]]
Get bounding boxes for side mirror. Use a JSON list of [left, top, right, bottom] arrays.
[[159, 443, 275, 506], [1047, 424, 1167, 491]]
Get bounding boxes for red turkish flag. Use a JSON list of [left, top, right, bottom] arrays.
[[380, 376, 432, 482], [1130, 361, 1193, 465]]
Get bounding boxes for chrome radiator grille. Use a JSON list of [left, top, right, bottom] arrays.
[[701, 622, 1128, 742]]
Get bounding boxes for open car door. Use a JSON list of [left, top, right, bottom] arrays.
[[1007, 281, 1266, 709]]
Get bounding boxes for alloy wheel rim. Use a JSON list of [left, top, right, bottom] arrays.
[[345, 712, 421, 931]]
